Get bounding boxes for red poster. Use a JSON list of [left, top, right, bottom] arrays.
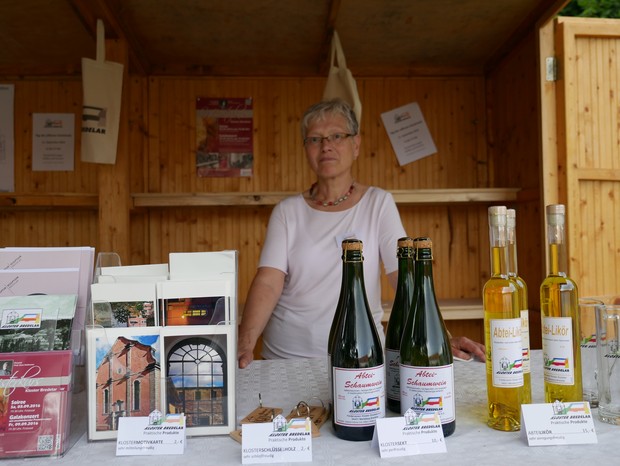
[[0, 351, 73, 458], [196, 97, 253, 177]]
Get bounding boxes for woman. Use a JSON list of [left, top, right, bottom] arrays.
[[238, 99, 485, 368]]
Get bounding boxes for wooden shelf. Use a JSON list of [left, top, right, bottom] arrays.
[[132, 188, 520, 208], [0, 188, 520, 210], [382, 298, 483, 322], [0, 193, 98, 209]]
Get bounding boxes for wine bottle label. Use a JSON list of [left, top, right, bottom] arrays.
[[521, 309, 531, 374], [400, 364, 455, 422], [542, 316, 576, 385], [332, 365, 385, 427], [385, 349, 400, 402], [490, 318, 524, 387]]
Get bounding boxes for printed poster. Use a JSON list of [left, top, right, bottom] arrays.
[[195, 97, 253, 177], [0, 84, 14, 192]]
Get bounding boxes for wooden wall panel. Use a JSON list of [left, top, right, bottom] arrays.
[[3, 62, 546, 345], [147, 77, 486, 194], [12, 79, 98, 193], [485, 28, 544, 347], [0, 210, 98, 249]]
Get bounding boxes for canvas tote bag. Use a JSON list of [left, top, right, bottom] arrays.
[[80, 19, 124, 164], [322, 31, 362, 123]]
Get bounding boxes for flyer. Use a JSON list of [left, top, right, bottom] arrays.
[[0, 350, 73, 458]]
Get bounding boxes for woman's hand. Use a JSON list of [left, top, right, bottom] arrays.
[[450, 336, 486, 362]]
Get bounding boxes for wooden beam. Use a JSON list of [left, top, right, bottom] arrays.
[[0, 194, 98, 209], [97, 37, 131, 261], [67, 0, 150, 75]]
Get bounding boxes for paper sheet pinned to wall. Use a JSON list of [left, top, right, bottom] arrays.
[[381, 102, 437, 166]]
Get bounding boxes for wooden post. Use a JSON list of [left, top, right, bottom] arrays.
[[97, 37, 130, 263]]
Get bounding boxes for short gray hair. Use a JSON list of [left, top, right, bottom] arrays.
[[300, 99, 359, 139]]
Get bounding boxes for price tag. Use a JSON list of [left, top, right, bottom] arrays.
[[241, 415, 312, 464], [521, 402, 597, 446], [116, 412, 185, 456], [372, 412, 446, 458]]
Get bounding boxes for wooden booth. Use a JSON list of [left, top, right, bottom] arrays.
[[2, 1, 620, 351]]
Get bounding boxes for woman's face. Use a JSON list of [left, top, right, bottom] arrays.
[[304, 113, 360, 180]]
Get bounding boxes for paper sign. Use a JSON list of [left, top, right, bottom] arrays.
[[32, 113, 75, 171], [372, 411, 446, 458], [521, 401, 597, 446], [241, 415, 312, 464], [380, 102, 437, 166], [116, 412, 185, 456]]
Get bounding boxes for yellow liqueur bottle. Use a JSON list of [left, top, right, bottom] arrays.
[[506, 208, 532, 404], [484, 206, 523, 431], [540, 204, 583, 403]]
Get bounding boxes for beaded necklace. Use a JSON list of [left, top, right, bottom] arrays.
[[309, 182, 355, 207]]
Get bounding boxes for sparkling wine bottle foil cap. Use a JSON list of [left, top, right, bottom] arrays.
[[413, 237, 432, 249], [506, 208, 516, 228], [341, 239, 363, 250], [488, 205, 507, 226], [397, 237, 414, 248], [546, 204, 565, 225]]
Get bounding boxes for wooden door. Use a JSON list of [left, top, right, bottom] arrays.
[[540, 17, 620, 297]]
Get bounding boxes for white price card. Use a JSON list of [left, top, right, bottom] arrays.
[[521, 401, 597, 446], [372, 411, 446, 458], [116, 412, 185, 456], [241, 415, 312, 464]]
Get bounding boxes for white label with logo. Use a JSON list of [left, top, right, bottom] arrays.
[[400, 364, 455, 422], [491, 318, 524, 387], [542, 316, 575, 385], [332, 365, 385, 427]]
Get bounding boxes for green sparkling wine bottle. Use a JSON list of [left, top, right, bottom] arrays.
[[328, 239, 385, 441], [385, 237, 415, 414], [540, 204, 583, 403], [484, 206, 523, 431], [399, 237, 455, 437], [506, 208, 532, 404]]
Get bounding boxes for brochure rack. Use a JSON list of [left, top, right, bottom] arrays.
[[85, 250, 238, 441]]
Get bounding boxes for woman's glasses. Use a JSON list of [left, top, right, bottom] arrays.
[[303, 133, 354, 147]]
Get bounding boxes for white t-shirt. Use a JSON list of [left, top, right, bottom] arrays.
[[259, 187, 406, 359]]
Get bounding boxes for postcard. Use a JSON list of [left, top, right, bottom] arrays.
[[86, 327, 162, 441], [160, 325, 236, 436], [90, 282, 158, 327], [158, 280, 232, 326]]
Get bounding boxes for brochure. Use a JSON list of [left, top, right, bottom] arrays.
[[0, 350, 74, 458]]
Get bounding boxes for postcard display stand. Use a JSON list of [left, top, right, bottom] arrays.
[[0, 247, 95, 459], [86, 250, 238, 441]]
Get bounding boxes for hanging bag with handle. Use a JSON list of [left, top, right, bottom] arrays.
[[80, 19, 124, 164], [322, 31, 362, 123]]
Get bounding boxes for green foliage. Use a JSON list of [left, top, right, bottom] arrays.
[[560, 0, 620, 17]]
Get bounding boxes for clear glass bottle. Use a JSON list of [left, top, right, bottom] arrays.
[[399, 237, 455, 437], [506, 208, 532, 404], [484, 206, 523, 431], [328, 239, 385, 441], [540, 204, 583, 403], [385, 237, 415, 414]]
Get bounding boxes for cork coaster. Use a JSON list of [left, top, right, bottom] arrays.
[[285, 402, 330, 438], [229, 406, 283, 443]]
